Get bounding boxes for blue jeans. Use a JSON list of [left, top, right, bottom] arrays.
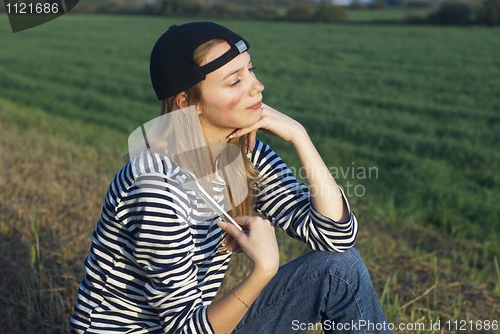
[[233, 248, 391, 333]]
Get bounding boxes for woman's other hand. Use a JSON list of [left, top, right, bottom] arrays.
[[218, 216, 279, 278]]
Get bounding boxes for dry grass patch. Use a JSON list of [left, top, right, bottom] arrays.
[[0, 120, 118, 333]]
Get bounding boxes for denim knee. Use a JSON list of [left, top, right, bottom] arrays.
[[305, 248, 367, 280], [233, 247, 389, 334]]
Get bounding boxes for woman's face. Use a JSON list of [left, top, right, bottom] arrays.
[[197, 41, 265, 142]]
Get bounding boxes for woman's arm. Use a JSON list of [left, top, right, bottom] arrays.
[[120, 175, 278, 334], [290, 127, 349, 222], [117, 170, 211, 334], [120, 152, 279, 334], [250, 140, 357, 252], [207, 216, 279, 334]]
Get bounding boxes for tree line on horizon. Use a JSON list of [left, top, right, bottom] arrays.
[[66, 0, 351, 23], [0, 0, 499, 25]]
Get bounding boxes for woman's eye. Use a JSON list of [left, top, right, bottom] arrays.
[[230, 67, 256, 86]]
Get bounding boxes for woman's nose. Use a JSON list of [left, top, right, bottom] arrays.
[[250, 76, 265, 95]]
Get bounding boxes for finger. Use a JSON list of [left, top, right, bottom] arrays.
[[224, 233, 235, 245], [229, 119, 265, 139], [221, 238, 239, 252], [229, 126, 256, 140], [221, 235, 241, 253], [230, 242, 243, 253], [217, 221, 246, 241], [231, 215, 260, 229]]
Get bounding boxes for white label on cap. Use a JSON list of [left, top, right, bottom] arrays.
[[235, 40, 247, 53]]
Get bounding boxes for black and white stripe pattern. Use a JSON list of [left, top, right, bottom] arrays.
[[252, 140, 358, 253], [71, 140, 358, 333]]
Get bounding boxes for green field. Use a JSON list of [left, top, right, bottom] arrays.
[[0, 14, 499, 333], [1, 14, 499, 245]]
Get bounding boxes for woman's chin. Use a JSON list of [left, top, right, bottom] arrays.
[[243, 109, 263, 125]]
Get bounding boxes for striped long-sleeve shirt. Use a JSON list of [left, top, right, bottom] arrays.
[[70, 139, 358, 334]]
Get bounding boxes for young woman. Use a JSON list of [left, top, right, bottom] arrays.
[[71, 22, 390, 333]]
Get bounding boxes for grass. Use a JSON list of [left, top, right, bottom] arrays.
[[0, 100, 122, 332], [2, 101, 498, 332], [2, 15, 499, 248], [0, 14, 499, 333]]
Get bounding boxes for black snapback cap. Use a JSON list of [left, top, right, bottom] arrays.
[[150, 22, 250, 100]]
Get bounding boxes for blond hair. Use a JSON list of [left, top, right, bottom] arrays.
[[160, 39, 259, 217]]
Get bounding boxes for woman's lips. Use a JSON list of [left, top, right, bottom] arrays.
[[248, 101, 262, 109]]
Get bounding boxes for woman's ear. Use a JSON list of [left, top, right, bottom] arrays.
[[175, 92, 188, 109]]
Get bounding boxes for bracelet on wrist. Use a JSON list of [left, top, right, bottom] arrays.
[[231, 289, 250, 309]]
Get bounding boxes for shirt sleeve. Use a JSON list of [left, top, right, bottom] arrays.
[[250, 140, 358, 252], [115, 172, 215, 334]]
